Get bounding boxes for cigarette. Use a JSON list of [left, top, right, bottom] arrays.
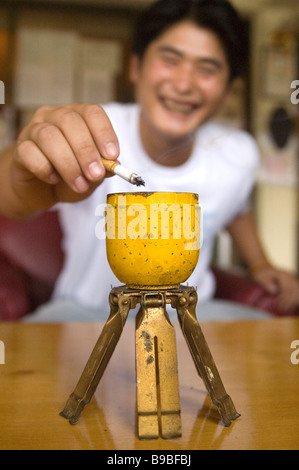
[[102, 158, 145, 187]]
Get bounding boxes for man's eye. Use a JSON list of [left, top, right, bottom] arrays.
[[162, 55, 179, 65], [197, 66, 218, 76]]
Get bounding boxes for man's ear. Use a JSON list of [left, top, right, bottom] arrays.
[[129, 54, 141, 83]]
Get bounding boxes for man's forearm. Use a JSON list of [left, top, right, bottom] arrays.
[[227, 210, 271, 271]]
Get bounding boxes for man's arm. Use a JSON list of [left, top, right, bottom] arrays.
[[227, 210, 270, 271], [0, 103, 119, 219], [227, 210, 299, 311]]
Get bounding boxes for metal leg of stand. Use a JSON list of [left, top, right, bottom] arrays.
[[60, 288, 133, 424], [60, 284, 239, 437], [136, 293, 181, 440], [176, 287, 240, 426]]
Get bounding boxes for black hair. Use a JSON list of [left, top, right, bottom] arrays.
[[132, 0, 248, 82]]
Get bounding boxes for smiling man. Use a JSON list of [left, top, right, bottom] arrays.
[[130, 21, 231, 165], [0, 0, 299, 320]]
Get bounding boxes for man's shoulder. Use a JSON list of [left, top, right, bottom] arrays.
[[201, 121, 256, 145], [198, 121, 259, 164]]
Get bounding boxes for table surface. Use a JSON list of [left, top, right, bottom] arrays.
[[0, 317, 298, 450]]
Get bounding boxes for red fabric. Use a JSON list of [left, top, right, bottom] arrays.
[[0, 211, 64, 283], [0, 257, 30, 320], [0, 211, 64, 320], [212, 266, 297, 317]]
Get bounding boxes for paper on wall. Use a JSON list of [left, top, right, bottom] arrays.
[[79, 38, 122, 75], [13, 30, 122, 108], [13, 28, 78, 108], [77, 38, 122, 104], [79, 69, 115, 104]]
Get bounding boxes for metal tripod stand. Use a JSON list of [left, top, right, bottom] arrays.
[[60, 285, 240, 439]]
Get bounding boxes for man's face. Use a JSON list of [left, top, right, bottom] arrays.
[[131, 21, 231, 144]]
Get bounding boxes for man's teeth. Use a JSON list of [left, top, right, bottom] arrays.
[[164, 99, 194, 114]]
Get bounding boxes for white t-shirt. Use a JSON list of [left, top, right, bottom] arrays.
[[53, 102, 259, 312]]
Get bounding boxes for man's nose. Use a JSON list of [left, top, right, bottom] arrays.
[[172, 63, 196, 93]]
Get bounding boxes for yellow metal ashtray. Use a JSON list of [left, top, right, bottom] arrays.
[[105, 191, 200, 289]]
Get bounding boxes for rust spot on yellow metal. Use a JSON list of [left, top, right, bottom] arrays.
[[146, 355, 154, 365], [141, 331, 153, 352]]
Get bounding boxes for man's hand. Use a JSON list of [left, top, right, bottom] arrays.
[[251, 266, 299, 312], [11, 103, 119, 213], [227, 211, 299, 314]]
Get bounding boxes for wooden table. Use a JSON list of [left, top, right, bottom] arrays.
[[0, 317, 298, 450]]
